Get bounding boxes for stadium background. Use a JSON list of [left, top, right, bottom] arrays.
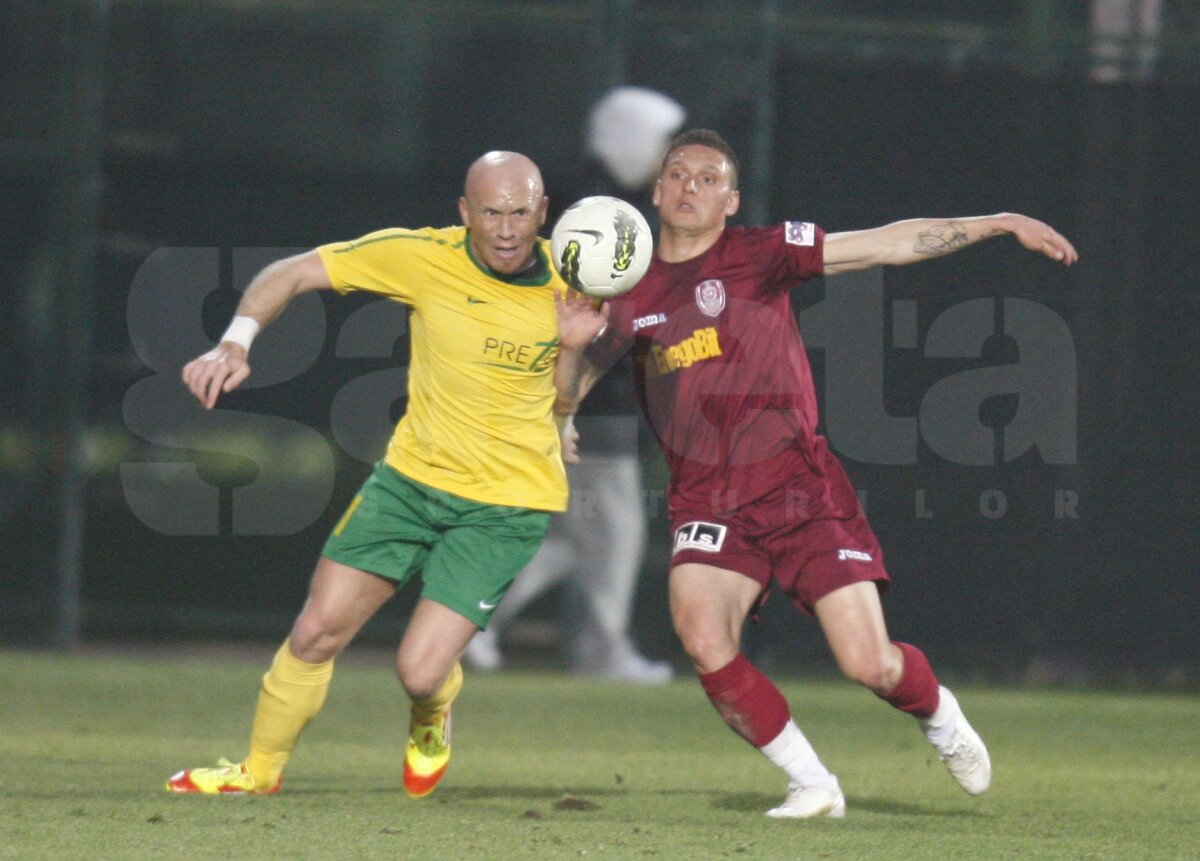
[[1, 0, 1195, 686]]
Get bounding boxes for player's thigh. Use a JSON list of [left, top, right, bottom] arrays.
[[814, 580, 898, 690], [321, 462, 436, 589], [397, 598, 481, 698], [669, 562, 762, 671], [421, 503, 550, 630], [766, 466, 890, 609], [291, 556, 397, 660]]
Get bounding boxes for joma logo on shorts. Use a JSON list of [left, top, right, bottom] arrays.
[[837, 549, 873, 563], [673, 521, 728, 554]]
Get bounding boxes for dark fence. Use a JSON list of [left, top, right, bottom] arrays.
[[1, 1, 1196, 684]]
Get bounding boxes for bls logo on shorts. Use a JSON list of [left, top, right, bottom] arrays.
[[673, 521, 728, 554]]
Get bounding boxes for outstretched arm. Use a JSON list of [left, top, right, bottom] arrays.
[[181, 249, 333, 408], [822, 213, 1078, 275]]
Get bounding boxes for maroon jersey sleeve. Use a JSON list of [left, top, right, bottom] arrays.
[[584, 298, 634, 376], [760, 221, 825, 292]]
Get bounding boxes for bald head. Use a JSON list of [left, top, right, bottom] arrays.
[[459, 150, 549, 275], [463, 150, 544, 202]]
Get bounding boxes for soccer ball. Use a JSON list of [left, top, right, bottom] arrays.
[[550, 196, 653, 299]]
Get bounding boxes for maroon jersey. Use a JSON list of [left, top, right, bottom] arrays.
[[587, 222, 825, 512]]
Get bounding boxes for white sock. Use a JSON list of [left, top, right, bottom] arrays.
[[760, 720, 839, 789], [919, 685, 960, 751]]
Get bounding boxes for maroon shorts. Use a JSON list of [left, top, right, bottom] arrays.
[[669, 440, 889, 615]]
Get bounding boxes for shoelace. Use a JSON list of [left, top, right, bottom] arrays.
[[942, 734, 981, 772], [411, 719, 447, 756], [212, 759, 255, 787]]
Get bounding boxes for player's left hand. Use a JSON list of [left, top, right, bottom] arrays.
[[1001, 213, 1079, 266], [555, 289, 610, 351]]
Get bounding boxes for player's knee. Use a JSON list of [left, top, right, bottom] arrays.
[[675, 624, 737, 674], [396, 661, 441, 701], [837, 650, 899, 694], [395, 649, 447, 700], [289, 615, 345, 663]]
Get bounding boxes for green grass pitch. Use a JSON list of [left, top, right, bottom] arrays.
[[1, 646, 1196, 860]]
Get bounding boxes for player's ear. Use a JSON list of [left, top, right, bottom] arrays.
[[725, 189, 740, 217], [457, 196, 469, 225], [652, 179, 662, 206], [538, 195, 549, 227]]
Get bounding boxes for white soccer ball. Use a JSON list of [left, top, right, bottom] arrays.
[[550, 196, 653, 299]]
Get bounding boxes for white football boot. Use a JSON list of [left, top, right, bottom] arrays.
[[766, 780, 847, 819], [922, 686, 992, 795]]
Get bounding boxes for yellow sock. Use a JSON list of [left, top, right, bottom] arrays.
[[411, 662, 463, 724], [244, 639, 333, 787]]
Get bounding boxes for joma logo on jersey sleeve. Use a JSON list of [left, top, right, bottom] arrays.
[[647, 327, 722, 376], [480, 337, 559, 372]]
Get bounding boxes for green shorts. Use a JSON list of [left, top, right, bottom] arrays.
[[322, 462, 550, 628]]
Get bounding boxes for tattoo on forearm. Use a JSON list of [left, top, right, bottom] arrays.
[[913, 220, 970, 256]]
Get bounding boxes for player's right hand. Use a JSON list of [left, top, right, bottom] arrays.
[[560, 415, 581, 465], [555, 289, 610, 351], [181, 342, 251, 409]]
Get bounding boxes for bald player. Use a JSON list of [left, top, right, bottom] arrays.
[[167, 151, 599, 798]]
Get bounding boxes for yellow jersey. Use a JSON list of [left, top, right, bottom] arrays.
[[317, 225, 569, 512]]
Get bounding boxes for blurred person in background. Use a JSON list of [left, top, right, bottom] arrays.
[[465, 87, 685, 684]]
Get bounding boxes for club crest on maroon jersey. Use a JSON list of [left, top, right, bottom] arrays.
[[695, 279, 726, 317]]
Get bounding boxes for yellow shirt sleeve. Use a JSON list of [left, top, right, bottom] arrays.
[[317, 226, 447, 303]]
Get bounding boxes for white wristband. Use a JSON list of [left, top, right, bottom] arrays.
[[219, 316, 260, 351]]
